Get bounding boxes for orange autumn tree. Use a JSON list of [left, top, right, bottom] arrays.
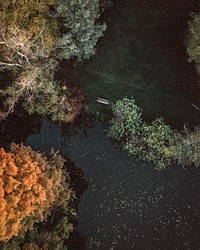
[[0, 143, 72, 242]]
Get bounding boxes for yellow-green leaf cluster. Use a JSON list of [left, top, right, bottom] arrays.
[[0, 0, 58, 50]]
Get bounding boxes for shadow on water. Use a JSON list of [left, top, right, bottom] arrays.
[[0, 106, 42, 149], [39, 156, 88, 250], [25, 118, 90, 249], [58, 113, 95, 145], [64, 156, 89, 200], [64, 157, 88, 250]]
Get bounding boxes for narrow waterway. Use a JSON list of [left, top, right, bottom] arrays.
[[26, 118, 200, 250]]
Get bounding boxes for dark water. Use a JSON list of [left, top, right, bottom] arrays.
[[26, 118, 200, 250]]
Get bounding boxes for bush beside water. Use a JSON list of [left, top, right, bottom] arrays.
[[173, 126, 200, 168], [109, 97, 200, 170]]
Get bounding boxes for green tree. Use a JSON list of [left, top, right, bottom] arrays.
[[0, 0, 58, 50], [56, 0, 107, 60], [0, 0, 108, 121], [187, 12, 200, 73]]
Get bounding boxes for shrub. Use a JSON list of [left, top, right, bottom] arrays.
[[0, 144, 73, 242], [186, 12, 200, 73], [1, 212, 74, 250], [108, 97, 143, 141], [142, 118, 175, 169], [123, 118, 175, 169], [173, 126, 200, 168], [109, 98, 200, 169], [109, 98, 176, 169], [23, 80, 85, 123]]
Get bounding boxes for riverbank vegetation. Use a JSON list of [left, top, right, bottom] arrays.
[[187, 10, 200, 74], [109, 97, 200, 170]]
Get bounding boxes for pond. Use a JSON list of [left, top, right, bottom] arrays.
[[26, 118, 200, 250], [1, 0, 200, 249]]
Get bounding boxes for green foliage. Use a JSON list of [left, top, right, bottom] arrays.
[[109, 98, 200, 170], [0, 0, 106, 121], [56, 0, 107, 60], [0, 0, 58, 49], [109, 98, 174, 169], [173, 126, 200, 168], [23, 79, 85, 123], [108, 97, 143, 141], [123, 118, 175, 169], [186, 12, 200, 73], [142, 118, 175, 169]]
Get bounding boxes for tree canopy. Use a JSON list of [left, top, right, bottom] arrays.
[[0, 144, 72, 242], [0, 0, 58, 49], [187, 12, 200, 73], [0, 0, 108, 121]]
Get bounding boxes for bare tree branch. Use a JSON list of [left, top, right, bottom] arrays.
[[0, 66, 46, 120], [0, 61, 22, 68], [192, 103, 200, 111], [0, 25, 52, 71]]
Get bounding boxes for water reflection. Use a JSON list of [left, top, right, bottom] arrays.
[[64, 157, 88, 250], [58, 113, 94, 144], [0, 107, 41, 148]]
